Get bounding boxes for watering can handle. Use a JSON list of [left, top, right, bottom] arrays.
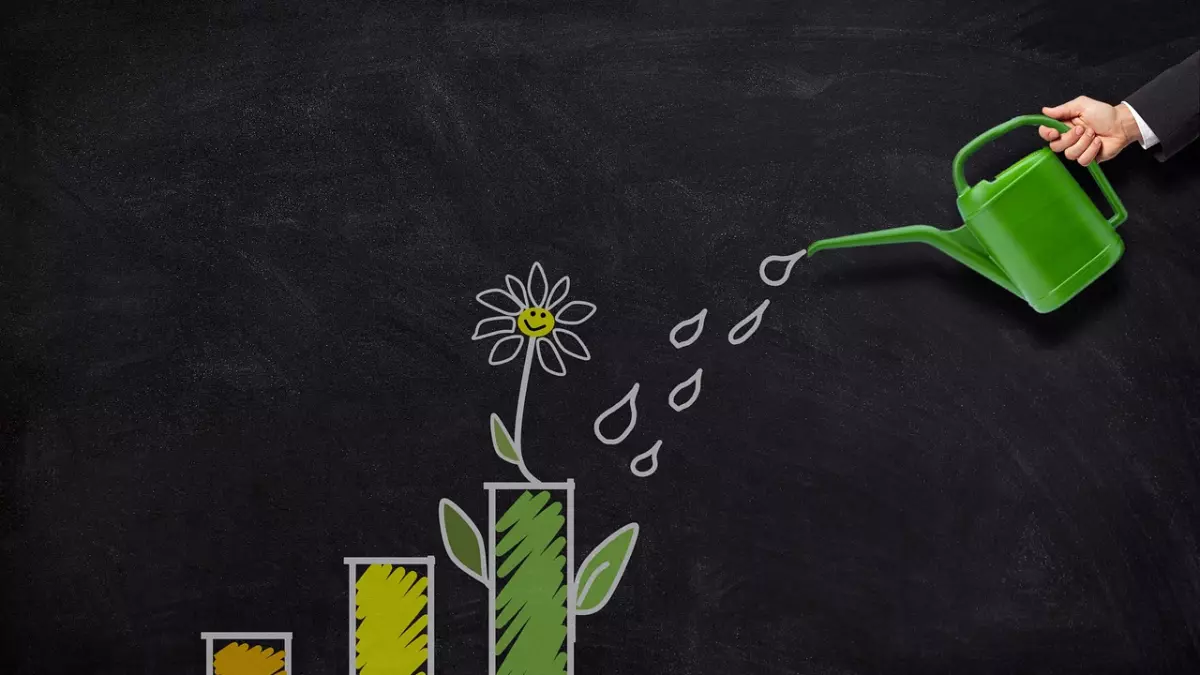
[[952, 114, 1128, 228]]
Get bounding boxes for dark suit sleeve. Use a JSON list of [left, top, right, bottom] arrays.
[[1125, 50, 1200, 161]]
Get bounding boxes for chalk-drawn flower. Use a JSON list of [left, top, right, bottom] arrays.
[[470, 262, 596, 482], [471, 262, 595, 376], [443, 262, 638, 675]]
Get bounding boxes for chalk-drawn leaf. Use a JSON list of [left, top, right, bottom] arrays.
[[575, 523, 638, 615], [490, 413, 521, 466], [439, 499, 489, 587]]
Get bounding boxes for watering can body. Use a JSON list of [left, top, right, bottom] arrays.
[[807, 115, 1128, 313]]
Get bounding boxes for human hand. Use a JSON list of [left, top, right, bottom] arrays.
[[1037, 96, 1143, 166]]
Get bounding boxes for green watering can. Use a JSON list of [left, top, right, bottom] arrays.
[[807, 115, 1128, 313]]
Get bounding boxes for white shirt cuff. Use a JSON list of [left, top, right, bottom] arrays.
[[1122, 101, 1159, 149]]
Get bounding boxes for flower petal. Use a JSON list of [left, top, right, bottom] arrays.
[[555, 300, 596, 325], [473, 316, 515, 341], [476, 288, 524, 316], [546, 276, 570, 310], [536, 337, 566, 376], [553, 328, 591, 361], [489, 335, 526, 365], [527, 262, 549, 307], [505, 275, 529, 308]]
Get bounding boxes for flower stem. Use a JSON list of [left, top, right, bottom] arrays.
[[513, 338, 539, 483]]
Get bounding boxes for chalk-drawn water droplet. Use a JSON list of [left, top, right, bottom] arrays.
[[594, 383, 639, 445], [728, 299, 770, 345], [669, 309, 708, 349], [668, 368, 703, 412], [630, 440, 662, 477], [759, 248, 807, 287]]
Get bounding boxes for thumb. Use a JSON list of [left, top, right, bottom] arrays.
[[1043, 98, 1084, 120]]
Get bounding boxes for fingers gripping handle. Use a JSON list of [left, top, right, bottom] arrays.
[[952, 114, 1127, 228]]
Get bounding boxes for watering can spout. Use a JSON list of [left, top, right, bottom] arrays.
[[808, 225, 1020, 297]]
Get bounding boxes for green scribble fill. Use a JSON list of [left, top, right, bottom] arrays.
[[494, 490, 569, 675]]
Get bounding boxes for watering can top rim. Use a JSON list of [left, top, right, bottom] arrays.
[[949, 114, 1125, 228], [951, 114, 1071, 196]]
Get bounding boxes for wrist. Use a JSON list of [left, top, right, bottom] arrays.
[[1116, 102, 1142, 145]]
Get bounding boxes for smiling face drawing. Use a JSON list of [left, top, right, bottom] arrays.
[[518, 307, 556, 338]]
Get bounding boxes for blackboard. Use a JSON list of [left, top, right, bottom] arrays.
[[4, 1, 1200, 673]]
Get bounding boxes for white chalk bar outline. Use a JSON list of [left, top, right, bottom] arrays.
[[484, 479, 576, 675], [202, 632, 293, 675], [483, 481, 574, 490], [343, 556, 436, 675]]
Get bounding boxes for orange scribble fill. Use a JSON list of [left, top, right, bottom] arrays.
[[214, 642, 286, 675]]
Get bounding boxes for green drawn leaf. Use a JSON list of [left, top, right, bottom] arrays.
[[439, 499, 489, 587], [575, 523, 638, 615], [491, 413, 521, 465]]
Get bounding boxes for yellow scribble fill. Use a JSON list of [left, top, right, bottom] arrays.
[[213, 642, 286, 675], [355, 563, 429, 675]]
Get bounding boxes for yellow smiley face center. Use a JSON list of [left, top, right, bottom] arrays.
[[518, 307, 555, 337]]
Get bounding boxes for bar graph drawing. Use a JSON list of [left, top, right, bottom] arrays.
[[345, 557, 435, 675], [488, 481, 574, 675], [202, 632, 292, 675]]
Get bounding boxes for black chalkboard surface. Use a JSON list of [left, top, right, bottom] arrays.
[[4, 1, 1200, 673]]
